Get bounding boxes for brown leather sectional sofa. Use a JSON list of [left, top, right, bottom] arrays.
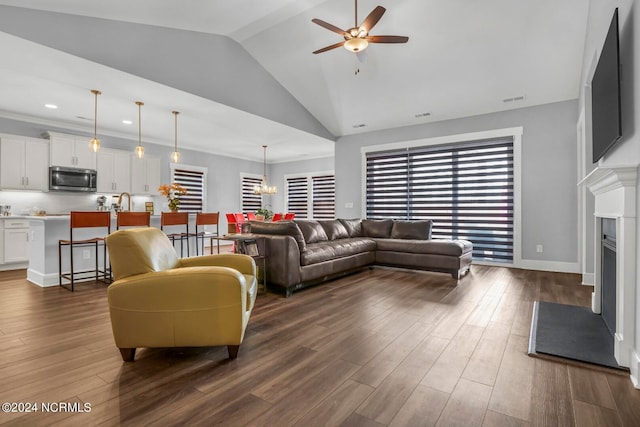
[[249, 218, 473, 297]]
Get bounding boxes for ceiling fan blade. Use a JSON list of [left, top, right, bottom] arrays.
[[360, 6, 386, 33], [313, 41, 345, 54], [311, 18, 348, 36], [367, 35, 409, 44]]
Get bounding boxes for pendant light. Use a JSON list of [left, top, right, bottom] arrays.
[[253, 145, 277, 195], [89, 89, 101, 152], [171, 111, 180, 163], [134, 101, 144, 158]]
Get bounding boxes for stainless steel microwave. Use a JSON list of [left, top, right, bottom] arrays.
[[49, 166, 97, 192]]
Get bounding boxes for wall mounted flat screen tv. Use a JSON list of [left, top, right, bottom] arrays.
[[592, 8, 622, 163]]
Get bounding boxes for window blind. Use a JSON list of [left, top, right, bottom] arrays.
[[241, 176, 263, 214], [172, 168, 204, 213], [312, 174, 336, 220], [286, 176, 309, 219], [366, 137, 514, 262]]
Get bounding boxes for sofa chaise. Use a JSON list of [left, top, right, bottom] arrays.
[[249, 218, 472, 297]]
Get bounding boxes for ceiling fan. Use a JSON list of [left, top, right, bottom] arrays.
[[312, 0, 409, 55]]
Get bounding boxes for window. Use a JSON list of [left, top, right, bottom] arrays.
[[286, 176, 309, 219], [312, 174, 336, 220], [171, 165, 206, 213], [241, 174, 263, 214], [285, 172, 335, 219], [365, 137, 514, 263]]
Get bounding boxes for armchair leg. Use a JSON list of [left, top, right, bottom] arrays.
[[227, 345, 240, 359], [119, 348, 136, 362]]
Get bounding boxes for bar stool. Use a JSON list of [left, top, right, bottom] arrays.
[[272, 213, 283, 221], [58, 211, 111, 292], [116, 211, 151, 229], [195, 212, 220, 255], [246, 212, 257, 221], [284, 213, 295, 220], [161, 212, 191, 257]]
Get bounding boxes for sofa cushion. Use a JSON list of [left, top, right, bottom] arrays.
[[295, 220, 329, 244], [319, 219, 349, 240], [338, 218, 363, 237], [375, 238, 473, 256], [391, 220, 433, 240], [248, 220, 306, 252], [301, 238, 377, 266], [362, 219, 393, 238]]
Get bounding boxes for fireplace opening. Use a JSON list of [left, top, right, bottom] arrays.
[[601, 218, 617, 336]]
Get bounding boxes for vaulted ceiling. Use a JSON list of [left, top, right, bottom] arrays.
[[0, 0, 589, 162]]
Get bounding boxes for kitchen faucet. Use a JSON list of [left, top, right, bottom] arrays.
[[117, 192, 131, 212]]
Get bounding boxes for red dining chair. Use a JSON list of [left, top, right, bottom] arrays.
[[284, 213, 295, 220], [246, 212, 256, 221], [271, 213, 283, 221], [226, 213, 239, 234]]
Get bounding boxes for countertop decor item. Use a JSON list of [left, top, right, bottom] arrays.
[[158, 183, 187, 212]]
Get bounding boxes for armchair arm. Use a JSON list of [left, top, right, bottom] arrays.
[[179, 253, 256, 276]]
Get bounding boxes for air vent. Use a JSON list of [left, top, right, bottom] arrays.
[[414, 112, 431, 118], [352, 123, 366, 128], [503, 95, 526, 103]]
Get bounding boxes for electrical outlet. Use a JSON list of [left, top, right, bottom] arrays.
[[536, 244, 543, 253], [83, 250, 91, 259]]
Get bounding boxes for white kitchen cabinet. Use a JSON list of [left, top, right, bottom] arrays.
[[131, 155, 161, 195], [47, 131, 97, 169], [97, 148, 131, 193], [1, 219, 29, 264], [0, 134, 49, 191]]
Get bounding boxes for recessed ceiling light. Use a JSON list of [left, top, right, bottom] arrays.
[[44, 104, 58, 109], [122, 120, 133, 125]]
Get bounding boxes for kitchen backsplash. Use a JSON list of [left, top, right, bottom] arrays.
[[0, 191, 160, 215]]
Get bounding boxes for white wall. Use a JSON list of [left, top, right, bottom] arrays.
[[335, 100, 579, 269]]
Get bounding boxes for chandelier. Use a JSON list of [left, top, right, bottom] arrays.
[[253, 145, 276, 195]]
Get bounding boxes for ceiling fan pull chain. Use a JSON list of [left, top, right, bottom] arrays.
[[353, 55, 360, 75]]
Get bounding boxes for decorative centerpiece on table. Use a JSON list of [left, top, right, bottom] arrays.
[[158, 183, 187, 212], [255, 207, 273, 221]]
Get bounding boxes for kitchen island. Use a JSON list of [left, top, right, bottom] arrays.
[[26, 214, 209, 287]]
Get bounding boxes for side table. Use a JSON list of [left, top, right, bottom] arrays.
[[211, 234, 267, 295]]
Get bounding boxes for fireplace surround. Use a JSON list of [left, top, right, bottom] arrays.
[[580, 165, 638, 385]]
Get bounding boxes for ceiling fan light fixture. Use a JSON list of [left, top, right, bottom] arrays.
[[344, 37, 368, 52]]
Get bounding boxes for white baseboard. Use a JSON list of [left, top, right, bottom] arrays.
[[582, 272, 595, 286], [27, 269, 61, 287], [515, 259, 580, 274], [629, 351, 640, 388]]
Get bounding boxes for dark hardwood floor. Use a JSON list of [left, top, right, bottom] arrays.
[[1, 265, 640, 426]]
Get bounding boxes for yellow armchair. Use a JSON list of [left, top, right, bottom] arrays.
[[105, 227, 257, 362]]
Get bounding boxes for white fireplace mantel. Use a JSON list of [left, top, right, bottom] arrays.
[[579, 164, 638, 384]]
